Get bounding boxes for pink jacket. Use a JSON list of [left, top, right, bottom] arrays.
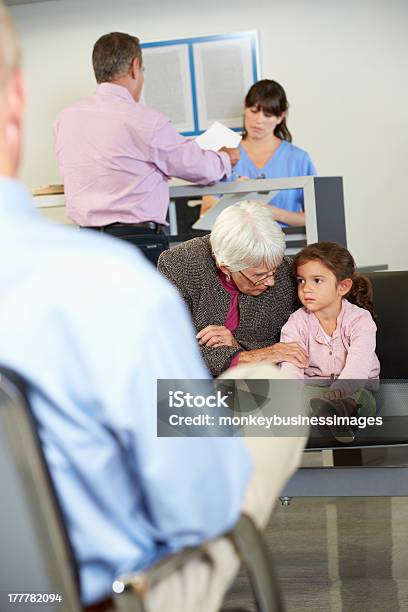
[[280, 299, 380, 392]]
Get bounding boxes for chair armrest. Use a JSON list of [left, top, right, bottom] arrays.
[[228, 514, 285, 612], [113, 513, 285, 612], [112, 546, 211, 611]]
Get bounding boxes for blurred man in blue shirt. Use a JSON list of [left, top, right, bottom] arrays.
[[0, 7, 251, 607], [0, 6, 304, 612]]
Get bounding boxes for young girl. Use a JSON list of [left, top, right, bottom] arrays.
[[201, 79, 316, 226], [280, 242, 380, 430]]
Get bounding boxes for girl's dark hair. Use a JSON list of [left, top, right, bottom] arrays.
[[293, 242, 376, 318], [243, 79, 292, 142]]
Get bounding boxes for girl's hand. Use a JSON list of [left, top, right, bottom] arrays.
[[325, 388, 345, 401], [196, 325, 241, 348]]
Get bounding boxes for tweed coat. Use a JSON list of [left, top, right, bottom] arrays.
[[158, 235, 298, 376]]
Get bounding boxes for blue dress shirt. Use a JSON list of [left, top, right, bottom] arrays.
[[227, 141, 316, 215], [0, 178, 251, 605]]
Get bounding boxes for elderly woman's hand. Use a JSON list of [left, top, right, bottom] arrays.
[[196, 325, 241, 349], [238, 342, 308, 368]]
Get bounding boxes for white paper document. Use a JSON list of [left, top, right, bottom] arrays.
[[195, 122, 241, 151]]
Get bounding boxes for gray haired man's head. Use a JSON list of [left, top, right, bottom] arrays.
[[92, 32, 142, 84]]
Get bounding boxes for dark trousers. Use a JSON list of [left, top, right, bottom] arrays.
[[83, 224, 169, 266]]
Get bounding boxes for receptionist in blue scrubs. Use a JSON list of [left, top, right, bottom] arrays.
[[201, 79, 316, 226]]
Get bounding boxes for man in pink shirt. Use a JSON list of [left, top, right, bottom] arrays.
[[54, 32, 238, 264]]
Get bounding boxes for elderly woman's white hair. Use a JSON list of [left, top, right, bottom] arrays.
[[210, 200, 286, 272], [0, 3, 21, 85]]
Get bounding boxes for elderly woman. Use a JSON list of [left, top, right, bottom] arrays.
[[158, 200, 307, 376]]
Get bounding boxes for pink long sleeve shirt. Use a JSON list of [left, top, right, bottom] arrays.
[[280, 299, 380, 393], [54, 83, 231, 227]]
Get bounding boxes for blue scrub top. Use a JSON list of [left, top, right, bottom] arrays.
[[227, 140, 316, 214]]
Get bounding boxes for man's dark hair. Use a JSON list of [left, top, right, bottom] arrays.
[[92, 32, 142, 84]]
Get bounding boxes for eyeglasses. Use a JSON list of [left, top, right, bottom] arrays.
[[237, 269, 277, 287]]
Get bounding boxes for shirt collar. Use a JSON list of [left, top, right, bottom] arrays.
[[0, 177, 36, 218], [96, 82, 135, 104]]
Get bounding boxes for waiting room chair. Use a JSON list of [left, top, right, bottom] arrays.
[[0, 366, 285, 612]]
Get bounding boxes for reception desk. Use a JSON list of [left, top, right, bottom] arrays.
[[32, 175, 348, 257]]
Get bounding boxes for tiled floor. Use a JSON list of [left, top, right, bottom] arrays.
[[224, 455, 408, 611]]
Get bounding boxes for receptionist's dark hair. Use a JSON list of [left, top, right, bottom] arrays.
[[243, 79, 292, 142], [92, 32, 142, 84]]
